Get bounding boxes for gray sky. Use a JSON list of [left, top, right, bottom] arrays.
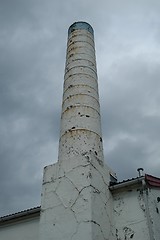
[[0, 0, 160, 216]]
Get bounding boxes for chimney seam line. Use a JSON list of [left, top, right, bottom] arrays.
[[67, 40, 95, 51], [61, 104, 100, 116], [59, 128, 102, 140], [64, 73, 98, 85], [66, 52, 96, 63], [62, 93, 100, 106], [63, 84, 98, 96], [65, 65, 97, 77]]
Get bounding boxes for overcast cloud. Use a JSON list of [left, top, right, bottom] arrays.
[[0, 0, 160, 216]]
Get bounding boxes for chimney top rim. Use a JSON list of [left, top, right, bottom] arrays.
[[68, 21, 94, 36]]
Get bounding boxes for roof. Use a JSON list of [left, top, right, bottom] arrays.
[[0, 206, 40, 226], [109, 176, 144, 191], [109, 174, 160, 191], [110, 176, 143, 186], [145, 174, 160, 188]]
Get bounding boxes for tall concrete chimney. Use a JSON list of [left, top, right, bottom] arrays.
[[58, 21, 104, 166], [40, 22, 113, 240]]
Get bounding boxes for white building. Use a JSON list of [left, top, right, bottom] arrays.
[[0, 22, 160, 240]]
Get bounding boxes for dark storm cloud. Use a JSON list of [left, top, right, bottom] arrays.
[[0, 0, 64, 215], [0, 0, 160, 215], [101, 49, 160, 180], [94, 2, 160, 182]]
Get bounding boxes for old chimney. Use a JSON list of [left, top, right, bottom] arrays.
[[40, 22, 113, 240], [58, 21, 104, 165]]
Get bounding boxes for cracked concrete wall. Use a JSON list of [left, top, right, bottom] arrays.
[[112, 188, 150, 240], [39, 152, 114, 240]]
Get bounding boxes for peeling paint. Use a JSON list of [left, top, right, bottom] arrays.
[[123, 227, 134, 240]]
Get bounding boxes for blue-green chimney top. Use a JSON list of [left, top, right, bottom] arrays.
[[68, 21, 94, 36]]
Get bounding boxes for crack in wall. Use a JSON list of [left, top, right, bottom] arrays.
[[41, 149, 112, 240]]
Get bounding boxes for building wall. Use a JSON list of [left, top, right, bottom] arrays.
[[0, 216, 39, 240], [112, 188, 150, 240], [148, 188, 160, 239], [0, 186, 160, 240]]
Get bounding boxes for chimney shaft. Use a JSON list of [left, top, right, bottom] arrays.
[[40, 22, 112, 240], [58, 22, 104, 165]]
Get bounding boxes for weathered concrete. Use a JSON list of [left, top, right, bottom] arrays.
[[40, 154, 113, 240], [39, 22, 113, 240], [110, 178, 160, 240], [112, 188, 150, 240], [147, 188, 160, 239]]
